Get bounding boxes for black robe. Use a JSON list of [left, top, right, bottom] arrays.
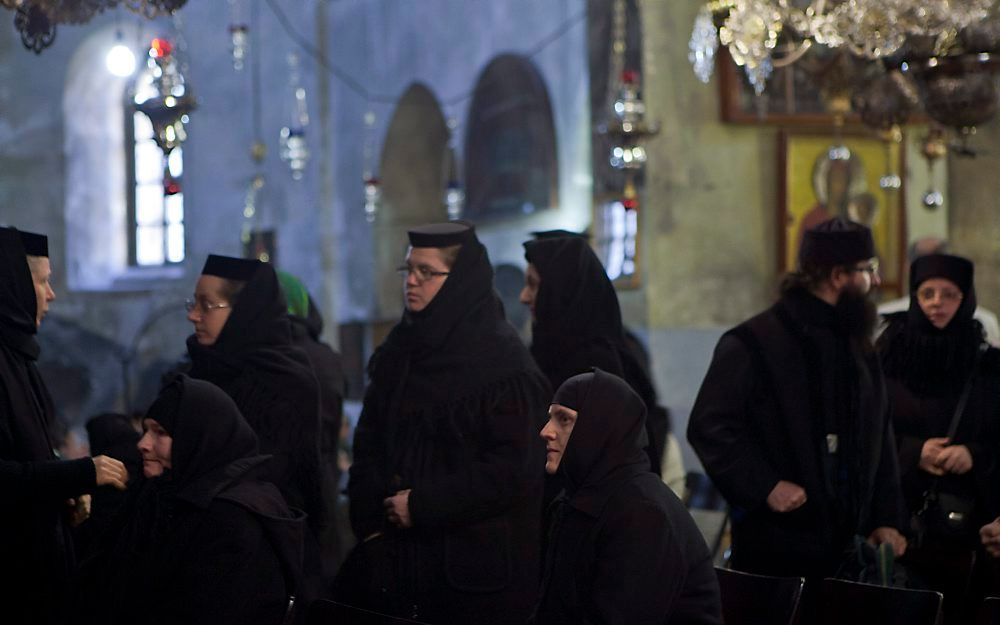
[[289, 297, 348, 576], [0, 227, 96, 625], [532, 369, 722, 625], [186, 263, 322, 532], [79, 375, 304, 625], [523, 237, 667, 475], [343, 233, 549, 624], [688, 287, 905, 578]]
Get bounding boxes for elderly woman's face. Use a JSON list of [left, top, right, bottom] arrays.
[[916, 277, 963, 330], [137, 418, 173, 478]]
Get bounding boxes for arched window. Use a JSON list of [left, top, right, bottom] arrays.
[[464, 55, 558, 221], [64, 24, 186, 290], [128, 45, 185, 267]]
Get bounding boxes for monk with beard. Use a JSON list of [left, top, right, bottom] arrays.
[[688, 218, 906, 589]]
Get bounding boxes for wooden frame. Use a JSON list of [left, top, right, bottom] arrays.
[[778, 129, 907, 297], [719, 49, 850, 125]]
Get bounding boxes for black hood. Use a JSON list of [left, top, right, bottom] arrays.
[[523, 236, 623, 341], [878, 253, 985, 391], [146, 374, 261, 498], [552, 368, 650, 515], [370, 225, 538, 410], [0, 227, 39, 358]]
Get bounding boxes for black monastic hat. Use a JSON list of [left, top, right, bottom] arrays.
[[201, 254, 260, 281], [408, 221, 476, 248], [798, 217, 875, 267], [530, 228, 590, 241], [18, 230, 48, 257], [910, 253, 974, 294]]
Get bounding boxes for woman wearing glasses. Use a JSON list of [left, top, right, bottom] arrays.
[[340, 221, 550, 624], [184, 255, 326, 605], [877, 253, 1000, 623]]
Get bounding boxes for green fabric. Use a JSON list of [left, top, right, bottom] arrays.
[[276, 270, 310, 318]]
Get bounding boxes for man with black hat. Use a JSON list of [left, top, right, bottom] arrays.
[[688, 217, 907, 580], [0, 227, 129, 625], [342, 221, 549, 624]]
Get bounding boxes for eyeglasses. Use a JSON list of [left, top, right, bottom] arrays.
[[850, 261, 880, 275], [916, 287, 963, 303], [184, 298, 231, 314], [396, 264, 450, 283]]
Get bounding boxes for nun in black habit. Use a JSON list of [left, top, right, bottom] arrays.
[[342, 222, 550, 624], [78, 375, 304, 625], [185, 255, 326, 605], [532, 369, 722, 625], [0, 227, 128, 625], [185, 255, 323, 536], [520, 236, 668, 474], [877, 254, 1000, 621]]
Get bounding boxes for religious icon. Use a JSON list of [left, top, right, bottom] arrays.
[[779, 131, 905, 296]]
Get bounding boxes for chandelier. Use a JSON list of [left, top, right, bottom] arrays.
[[3, 0, 187, 53], [689, 0, 1000, 145]]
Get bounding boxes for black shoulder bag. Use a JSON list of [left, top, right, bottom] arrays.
[[910, 347, 984, 548]]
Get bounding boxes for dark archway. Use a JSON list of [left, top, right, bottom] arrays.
[[464, 54, 558, 221], [374, 83, 450, 319]]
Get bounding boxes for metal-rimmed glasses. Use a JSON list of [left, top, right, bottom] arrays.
[[396, 264, 450, 283], [184, 298, 232, 315]]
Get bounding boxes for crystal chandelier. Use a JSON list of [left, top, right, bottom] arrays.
[[3, 0, 187, 53], [691, 0, 1000, 151], [690, 1, 996, 95]]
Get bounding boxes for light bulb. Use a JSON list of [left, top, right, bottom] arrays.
[[106, 43, 137, 77]]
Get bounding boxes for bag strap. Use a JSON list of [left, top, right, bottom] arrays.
[[944, 344, 986, 441]]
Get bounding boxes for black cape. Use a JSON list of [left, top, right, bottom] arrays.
[[343, 231, 550, 624], [523, 236, 667, 473], [533, 369, 722, 625], [79, 375, 304, 625], [0, 227, 96, 625], [688, 287, 905, 578], [186, 262, 322, 532]]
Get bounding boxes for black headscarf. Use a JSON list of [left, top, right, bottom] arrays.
[[878, 253, 984, 391], [369, 225, 535, 410], [0, 227, 40, 358], [552, 368, 650, 515], [146, 375, 262, 503], [186, 259, 315, 402], [523, 236, 665, 451], [524, 237, 624, 344]]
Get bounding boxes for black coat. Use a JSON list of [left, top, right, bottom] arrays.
[[289, 299, 348, 575], [79, 376, 304, 625], [343, 232, 549, 624], [688, 289, 905, 578], [534, 369, 721, 625], [0, 227, 97, 625], [878, 311, 1000, 545]]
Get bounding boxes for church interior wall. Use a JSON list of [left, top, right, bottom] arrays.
[[2, 0, 998, 463]]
